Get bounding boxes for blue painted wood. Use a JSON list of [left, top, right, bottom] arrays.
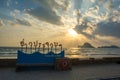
[[17, 50, 64, 64]]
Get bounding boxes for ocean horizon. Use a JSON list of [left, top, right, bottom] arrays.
[[0, 47, 120, 59]]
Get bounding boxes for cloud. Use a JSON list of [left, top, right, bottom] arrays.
[[90, 0, 96, 3], [72, 0, 120, 40], [94, 21, 120, 38], [74, 18, 120, 39], [16, 18, 31, 26], [88, 5, 99, 14], [73, 12, 96, 38], [94, 35, 120, 46], [108, 10, 120, 22], [28, 7, 63, 25], [34, 0, 69, 11], [27, 0, 69, 25], [74, 24, 95, 39], [106, 0, 120, 10]]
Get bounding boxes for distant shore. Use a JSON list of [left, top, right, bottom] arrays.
[[0, 57, 120, 67]]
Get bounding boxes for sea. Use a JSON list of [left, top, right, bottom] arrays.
[[0, 47, 120, 59]]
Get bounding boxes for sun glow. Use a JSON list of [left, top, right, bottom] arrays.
[[68, 28, 78, 36]]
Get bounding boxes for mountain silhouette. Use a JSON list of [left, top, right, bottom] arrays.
[[78, 42, 94, 48]]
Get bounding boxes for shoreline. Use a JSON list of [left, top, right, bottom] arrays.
[[0, 57, 120, 67]]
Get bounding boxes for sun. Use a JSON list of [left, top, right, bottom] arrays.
[[68, 28, 78, 36]]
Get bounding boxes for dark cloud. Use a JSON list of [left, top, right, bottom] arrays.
[[74, 24, 87, 32], [74, 20, 120, 39], [16, 18, 31, 26], [94, 21, 120, 38], [27, 0, 69, 25], [74, 24, 94, 39], [34, 0, 69, 11], [73, 13, 96, 39], [28, 6, 63, 25]]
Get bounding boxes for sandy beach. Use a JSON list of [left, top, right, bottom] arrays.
[[0, 58, 120, 80], [0, 63, 120, 80]]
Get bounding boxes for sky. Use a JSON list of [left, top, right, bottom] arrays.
[[0, 0, 120, 48]]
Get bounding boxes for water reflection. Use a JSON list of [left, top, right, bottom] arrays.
[[66, 48, 120, 59]]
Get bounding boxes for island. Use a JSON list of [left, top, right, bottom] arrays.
[[98, 45, 119, 48], [78, 42, 95, 48]]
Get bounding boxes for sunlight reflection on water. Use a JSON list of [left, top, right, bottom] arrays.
[[65, 48, 120, 59]]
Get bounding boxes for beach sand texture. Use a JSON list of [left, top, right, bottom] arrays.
[[0, 63, 120, 80]]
